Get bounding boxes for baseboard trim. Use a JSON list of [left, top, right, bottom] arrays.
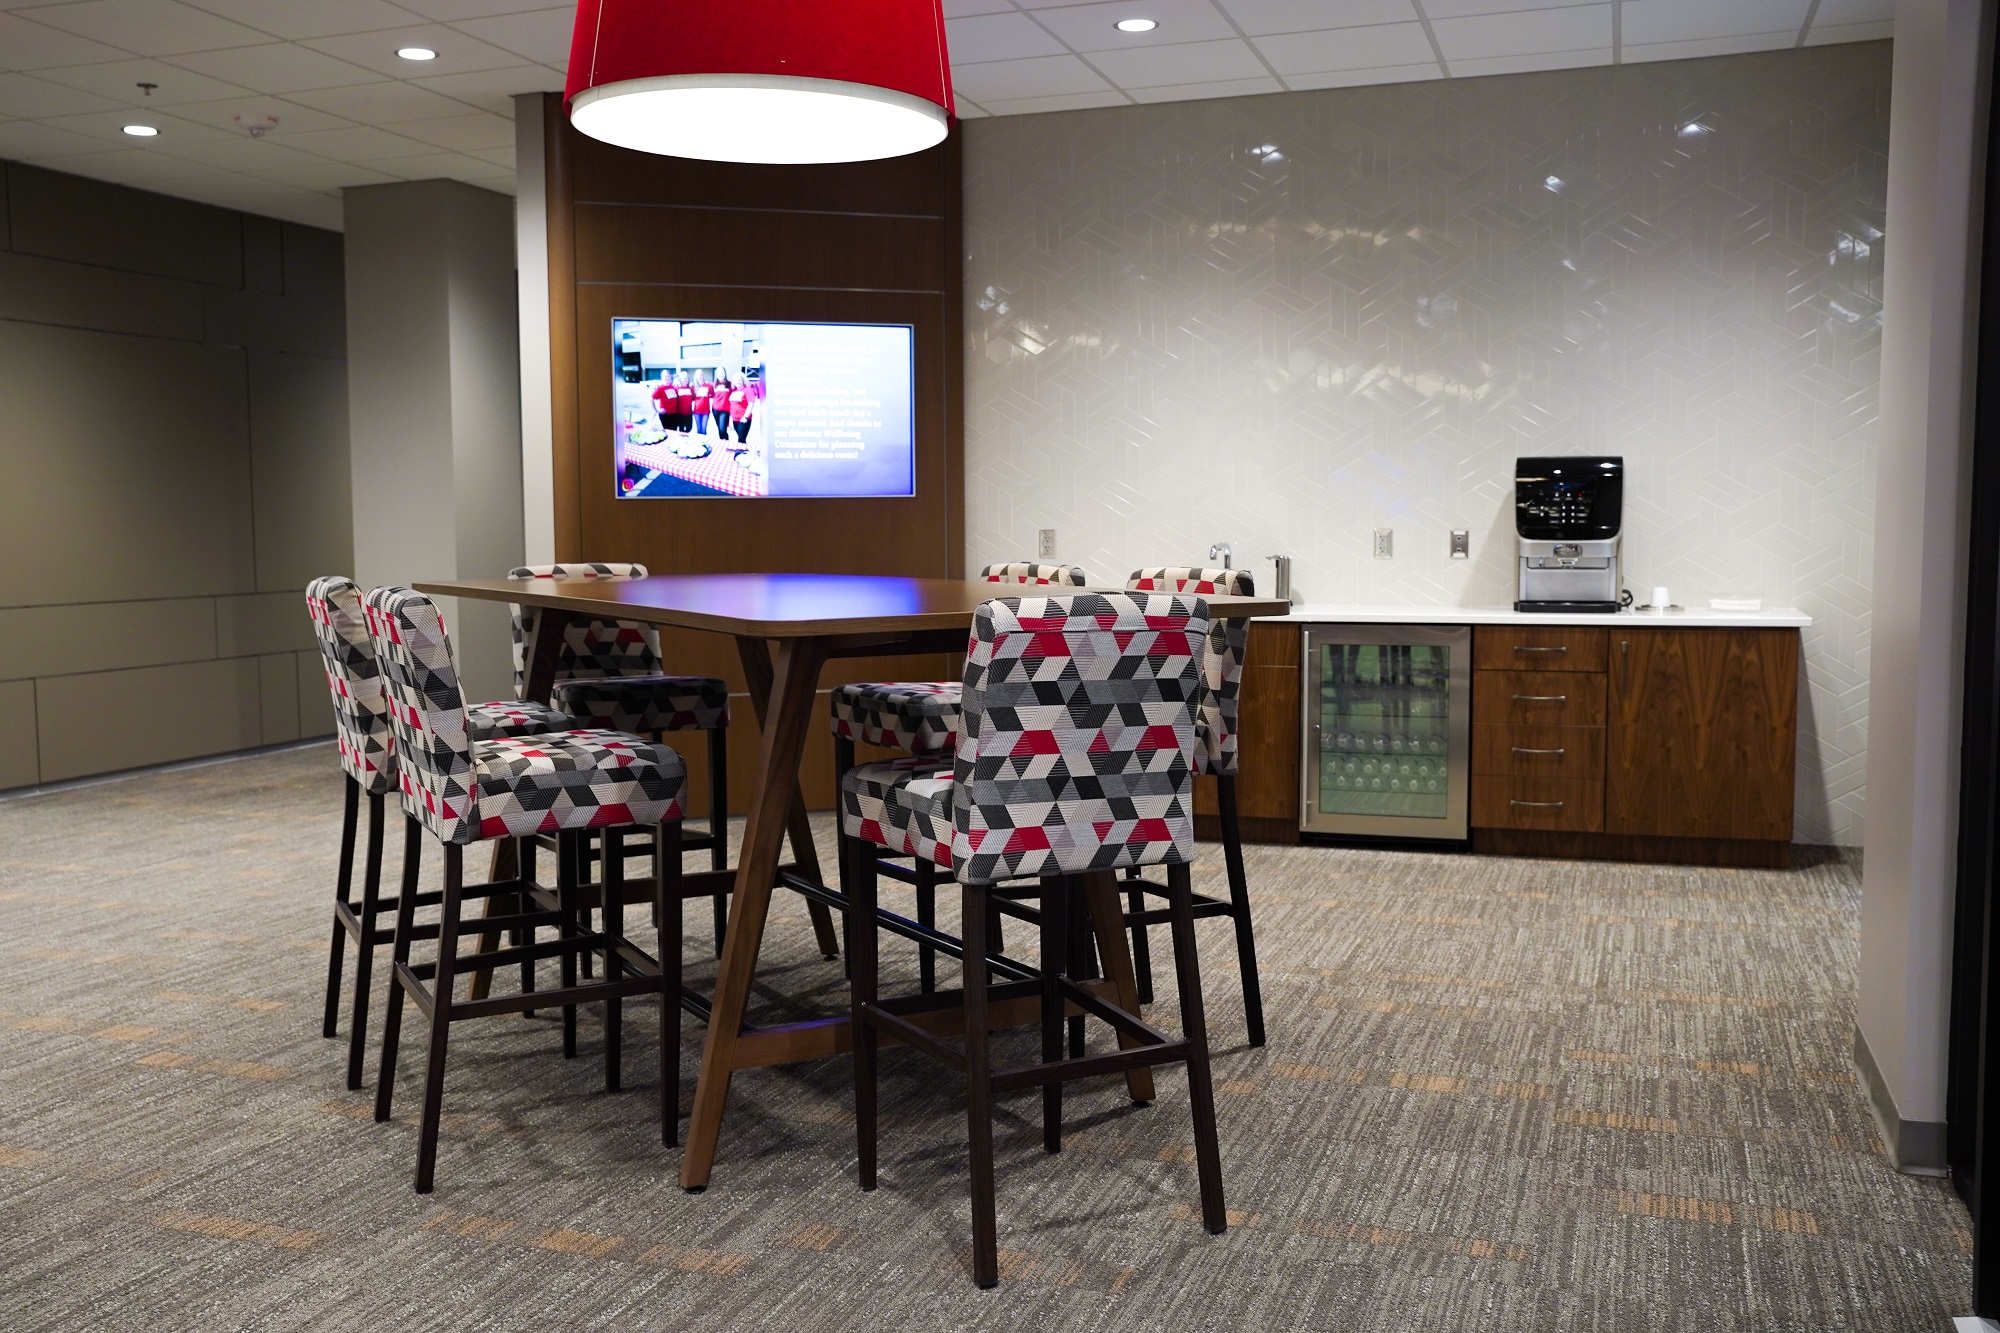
[[1854, 1025, 1949, 1176], [0, 737, 333, 804]]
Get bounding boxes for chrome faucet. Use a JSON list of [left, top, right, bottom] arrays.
[[1268, 554, 1293, 603], [1208, 542, 1232, 569]]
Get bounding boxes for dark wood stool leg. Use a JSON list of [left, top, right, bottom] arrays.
[[657, 820, 683, 1147], [323, 775, 360, 1039], [1216, 775, 1265, 1047], [1039, 875, 1066, 1155], [559, 831, 579, 1060], [1065, 885, 1090, 1058], [578, 831, 596, 979], [603, 826, 625, 1094], [709, 724, 729, 952], [915, 858, 937, 994], [414, 842, 465, 1193], [831, 733, 855, 896], [518, 837, 537, 1017], [963, 883, 998, 1289], [1126, 867, 1155, 1005], [1167, 860, 1226, 1234], [375, 816, 423, 1122], [345, 790, 387, 1090], [848, 837, 880, 1191]]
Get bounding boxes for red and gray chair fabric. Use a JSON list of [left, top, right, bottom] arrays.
[[363, 585, 687, 1191], [306, 575, 573, 1095], [1122, 566, 1265, 1047], [839, 591, 1227, 1287]]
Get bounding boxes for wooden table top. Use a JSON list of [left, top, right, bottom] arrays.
[[415, 573, 1293, 638]]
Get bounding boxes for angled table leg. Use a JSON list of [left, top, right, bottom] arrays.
[[1082, 871, 1159, 1104], [682, 634, 832, 1190], [736, 637, 841, 959]]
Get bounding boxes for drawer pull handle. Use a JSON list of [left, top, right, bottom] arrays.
[[1511, 800, 1565, 810], [1512, 747, 1566, 756], [1512, 694, 1569, 703], [1514, 645, 1569, 654]]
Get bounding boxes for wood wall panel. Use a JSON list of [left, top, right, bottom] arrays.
[[574, 205, 946, 291]]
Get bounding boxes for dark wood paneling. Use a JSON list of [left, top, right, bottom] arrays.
[[1195, 813, 1300, 845], [1605, 628, 1799, 841], [1196, 620, 1301, 825], [1469, 774, 1604, 832], [1470, 827, 1791, 870], [1471, 723, 1604, 781], [569, 131, 950, 217], [1472, 670, 1607, 726], [8, 164, 243, 287], [575, 204, 945, 290], [1473, 624, 1608, 673]]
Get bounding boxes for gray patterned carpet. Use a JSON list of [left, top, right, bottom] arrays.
[[0, 746, 1973, 1330]]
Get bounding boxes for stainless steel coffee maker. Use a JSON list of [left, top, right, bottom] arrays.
[[1514, 456, 1623, 613]]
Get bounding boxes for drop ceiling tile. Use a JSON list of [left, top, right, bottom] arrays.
[[19, 145, 214, 184], [1621, 0, 1811, 45], [391, 0, 569, 20], [1127, 75, 1284, 103], [1087, 38, 1270, 87], [16, 0, 269, 55], [1423, 0, 1598, 16], [1623, 31, 1801, 63], [466, 143, 513, 167], [164, 172, 344, 228], [1031, 0, 1239, 53], [448, 7, 576, 64], [256, 158, 404, 190], [261, 123, 439, 160], [32, 58, 252, 107], [1805, 19, 1893, 44], [187, 0, 425, 41], [1284, 61, 1438, 90], [0, 13, 129, 71], [168, 95, 356, 138], [1252, 22, 1436, 75], [0, 117, 120, 157], [952, 53, 1117, 101], [0, 70, 122, 118], [390, 110, 514, 150], [36, 104, 237, 147], [1431, 4, 1610, 61], [409, 65, 560, 116], [972, 89, 1131, 115], [1214, 0, 1416, 36], [1451, 47, 1610, 78], [948, 12, 1069, 64], [137, 133, 327, 172], [285, 79, 473, 122], [302, 25, 531, 80], [1814, 0, 1895, 22], [944, 0, 1012, 15], [366, 147, 497, 180], [167, 43, 383, 94]]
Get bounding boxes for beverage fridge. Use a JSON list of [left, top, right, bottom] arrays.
[[1300, 624, 1472, 841]]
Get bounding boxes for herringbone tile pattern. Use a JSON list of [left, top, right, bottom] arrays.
[[962, 44, 1890, 846]]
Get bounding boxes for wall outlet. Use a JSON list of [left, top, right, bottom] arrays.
[[1450, 529, 1470, 559], [1037, 528, 1057, 558], [1372, 528, 1393, 559]]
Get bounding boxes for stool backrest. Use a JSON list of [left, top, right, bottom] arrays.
[[980, 562, 1088, 586], [363, 586, 480, 844], [954, 592, 1208, 884], [306, 575, 395, 795], [1128, 566, 1253, 776], [507, 562, 664, 697]]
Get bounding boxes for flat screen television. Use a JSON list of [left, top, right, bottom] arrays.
[[610, 318, 915, 499]]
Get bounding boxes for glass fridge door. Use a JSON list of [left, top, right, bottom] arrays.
[[1302, 625, 1470, 839]]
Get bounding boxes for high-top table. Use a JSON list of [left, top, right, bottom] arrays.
[[415, 573, 1290, 1190]]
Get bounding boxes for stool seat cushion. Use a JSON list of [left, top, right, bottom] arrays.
[[468, 730, 687, 842], [841, 756, 957, 870], [553, 674, 730, 734], [466, 699, 575, 740], [830, 681, 962, 753]]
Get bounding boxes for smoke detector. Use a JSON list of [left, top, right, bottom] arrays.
[[234, 112, 279, 138]]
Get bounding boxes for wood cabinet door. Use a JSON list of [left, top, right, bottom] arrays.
[[1605, 629, 1799, 840], [1197, 620, 1300, 824]]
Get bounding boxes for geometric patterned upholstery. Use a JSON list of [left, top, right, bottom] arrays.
[[827, 562, 1090, 759], [842, 592, 1207, 884], [363, 585, 685, 846], [466, 699, 577, 740], [508, 562, 731, 735], [1127, 566, 1254, 777]]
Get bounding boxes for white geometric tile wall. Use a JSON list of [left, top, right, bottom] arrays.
[[963, 42, 1889, 847]]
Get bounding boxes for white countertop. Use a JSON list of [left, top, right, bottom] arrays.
[[1258, 603, 1812, 629]]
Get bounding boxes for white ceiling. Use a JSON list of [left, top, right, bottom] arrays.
[[0, 0, 1896, 231]]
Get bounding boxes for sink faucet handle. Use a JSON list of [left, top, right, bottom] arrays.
[[1207, 541, 1232, 569]]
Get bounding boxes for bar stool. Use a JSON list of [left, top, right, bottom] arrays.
[[841, 590, 1227, 1288], [363, 586, 688, 1192], [830, 562, 1087, 989], [1122, 566, 1266, 1047], [307, 576, 574, 1092]]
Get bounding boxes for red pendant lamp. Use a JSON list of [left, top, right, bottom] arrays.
[[566, 0, 954, 164]]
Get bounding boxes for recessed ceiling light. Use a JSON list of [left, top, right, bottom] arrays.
[[1115, 18, 1158, 33], [397, 46, 437, 61], [122, 124, 158, 137]]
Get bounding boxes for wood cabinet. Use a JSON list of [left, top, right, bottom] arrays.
[[1195, 620, 1300, 842]]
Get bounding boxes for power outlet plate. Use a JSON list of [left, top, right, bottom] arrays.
[[1450, 529, 1470, 559], [1037, 528, 1057, 559], [1372, 528, 1393, 559]]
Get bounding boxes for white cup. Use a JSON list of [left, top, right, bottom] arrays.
[[1651, 586, 1670, 609]]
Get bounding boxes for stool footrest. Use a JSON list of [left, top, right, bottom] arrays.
[[989, 1039, 1192, 1093], [858, 1004, 966, 1071], [394, 960, 660, 1022]]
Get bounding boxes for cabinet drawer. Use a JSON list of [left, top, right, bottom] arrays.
[[1474, 625, 1608, 673], [1471, 775, 1604, 832], [1473, 671, 1607, 726], [1471, 724, 1604, 780]]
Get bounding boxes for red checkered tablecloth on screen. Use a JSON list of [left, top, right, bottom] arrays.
[[625, 442, 769, 497]]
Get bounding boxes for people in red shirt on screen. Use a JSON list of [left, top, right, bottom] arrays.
[[650, 375, 675, 430], [673, 370, 697, 434], [713, 373, 737, 443], [691, 375, 711, 434], [728, 379, 755, 445]]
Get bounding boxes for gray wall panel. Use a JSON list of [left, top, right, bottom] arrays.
[[216, 591, 316, 657], [0, 322, 256, 607], [295, 650, 333, 739], [9, 164, 242, 287], [0, 598, 216, 681], [244, 215, 284, 295], [35, 658, 263, 782], [0, 681, 36, 789], [282, 223, 344, 302], [203, 288, 345, 358], [258, 652, 299, 744], [0, 251, 204, 341], [247, 351, 352, 593]]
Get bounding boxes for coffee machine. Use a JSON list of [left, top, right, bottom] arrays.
[[1514, 456, 1623, 613]]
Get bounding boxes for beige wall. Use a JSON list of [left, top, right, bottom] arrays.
[[0, 161, 349, 790]]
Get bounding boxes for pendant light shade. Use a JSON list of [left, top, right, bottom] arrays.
[[566, 0, 954, 164]]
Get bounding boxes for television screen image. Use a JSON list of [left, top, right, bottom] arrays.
[[611, 319, 916, 499]]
